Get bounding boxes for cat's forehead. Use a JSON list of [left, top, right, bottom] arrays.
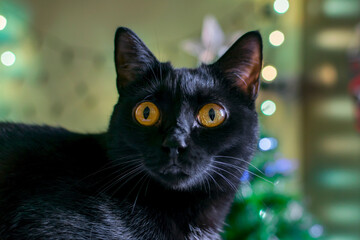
[[129, 64, 226, 105], [167, 67, 217, 96], [177, 67, 215, 86]]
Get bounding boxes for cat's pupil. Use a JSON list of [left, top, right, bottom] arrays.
[[209, 108, 215, 121], [143, 107, 150, 119]]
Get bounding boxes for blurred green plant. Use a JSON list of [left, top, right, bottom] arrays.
[[222, 133, 323, 240]]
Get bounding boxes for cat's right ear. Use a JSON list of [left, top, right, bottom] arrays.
[[114, 27, 159, 92]]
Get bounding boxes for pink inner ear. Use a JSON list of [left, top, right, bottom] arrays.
[[214, 31, 262, 99], [225, 53, 262, 98]]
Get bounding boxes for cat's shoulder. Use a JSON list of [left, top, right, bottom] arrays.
[[0, 122, 106, 163], [0, 122, 76, 150], [0, 122, 72, 137]]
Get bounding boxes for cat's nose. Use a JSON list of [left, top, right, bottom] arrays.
[[162, 134, 187, 150], [162, 135, 187, 162]]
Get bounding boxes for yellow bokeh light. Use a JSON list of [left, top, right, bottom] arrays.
[[0, 15, 7, 30], [269, 30, 285, 46], [261, 65, 277, 82]]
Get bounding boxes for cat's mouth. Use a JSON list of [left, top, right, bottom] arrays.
[[162, 164, 185, 175], [156, 164, 190, 185]]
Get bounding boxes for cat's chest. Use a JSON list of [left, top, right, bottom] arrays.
[[21, 198, 219, 240], [186, 225, 221, 240], [91, 200, 221, 240]]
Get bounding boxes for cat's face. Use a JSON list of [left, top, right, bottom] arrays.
[[108, 28, 262, 191]]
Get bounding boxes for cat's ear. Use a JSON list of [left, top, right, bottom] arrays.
[[213, 31, 263, 100], [114, 27, 159, 91]]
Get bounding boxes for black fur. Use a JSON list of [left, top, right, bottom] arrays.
[[0, 27, 262, 239]]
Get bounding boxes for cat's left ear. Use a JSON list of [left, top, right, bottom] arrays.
[[114, 27, 159, 92], [213, 31, 263, 100]]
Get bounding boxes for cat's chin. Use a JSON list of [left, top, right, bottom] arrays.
[[148, 167, 198, 191], [160, 172, 190, 188]]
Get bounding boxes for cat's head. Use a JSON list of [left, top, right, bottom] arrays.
[[108, 27, 262, 191]]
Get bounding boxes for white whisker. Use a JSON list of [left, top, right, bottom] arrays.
[[96, 163, 144, 198], [213, 160, 274, 185], [214, 155, 265, 175], [131, 174, 150, 214], [210, 168, 237, 191], [205, 171, 223, 191]]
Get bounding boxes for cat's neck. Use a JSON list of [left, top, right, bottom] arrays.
[[105, 170, 237, 235]]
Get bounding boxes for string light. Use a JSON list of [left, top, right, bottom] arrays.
[[261, 100, 276, 116], [309, 224, 324, 238], [261, 65, 277, 82], [274, 0, 290, 14], [240, 171, 250, 182], [259, 209, 267, 219], [259, 137, 278, 151], [0, 15, 7, 30], [259, 138, 272, 151], [269, 30, 285, 46], [1, 51, 16, 66], [286, 201, 304, 221]]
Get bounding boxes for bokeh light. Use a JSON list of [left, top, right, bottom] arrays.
[[0, 15, 7, 30], [259, 137, 278, 151], [259, 138, 272, 151], [261, 100, 276, 116], [309, 224, 324, 238], [274, 0, 290, 14], [1, 51, 16, 66], [286, 201, 304, 221], [316, 63, 338, 86], [240, 170, 250, 182], [261, 65, 277, 82], [259, 209, 267, 219], [269, 30, 285, 46]]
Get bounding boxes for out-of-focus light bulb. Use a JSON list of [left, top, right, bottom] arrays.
[[269, 30, 285, 46], [259, 209, 267, 219], [261, 100, 276, 116], [1, 51, 16, 66], [274, 0, 290, 14], [261, 65, 277, 82], [259, 137, 278, 151], [259, 138, 272, 151], [309, 224, 324, 238], [0, 15, 7, 30]]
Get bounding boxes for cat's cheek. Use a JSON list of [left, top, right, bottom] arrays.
[[190, 129, 229, 155]]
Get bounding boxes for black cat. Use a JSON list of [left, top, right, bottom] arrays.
[[0, 27, 262, 239]]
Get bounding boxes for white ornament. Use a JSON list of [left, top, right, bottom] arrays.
[[181, 15, 243, 64]]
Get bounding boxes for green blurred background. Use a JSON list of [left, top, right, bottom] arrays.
[[0, 0, 359, 239]]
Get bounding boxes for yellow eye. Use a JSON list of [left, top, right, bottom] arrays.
[[134, 101, 160, 126], [197, 103, 226, 128]]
